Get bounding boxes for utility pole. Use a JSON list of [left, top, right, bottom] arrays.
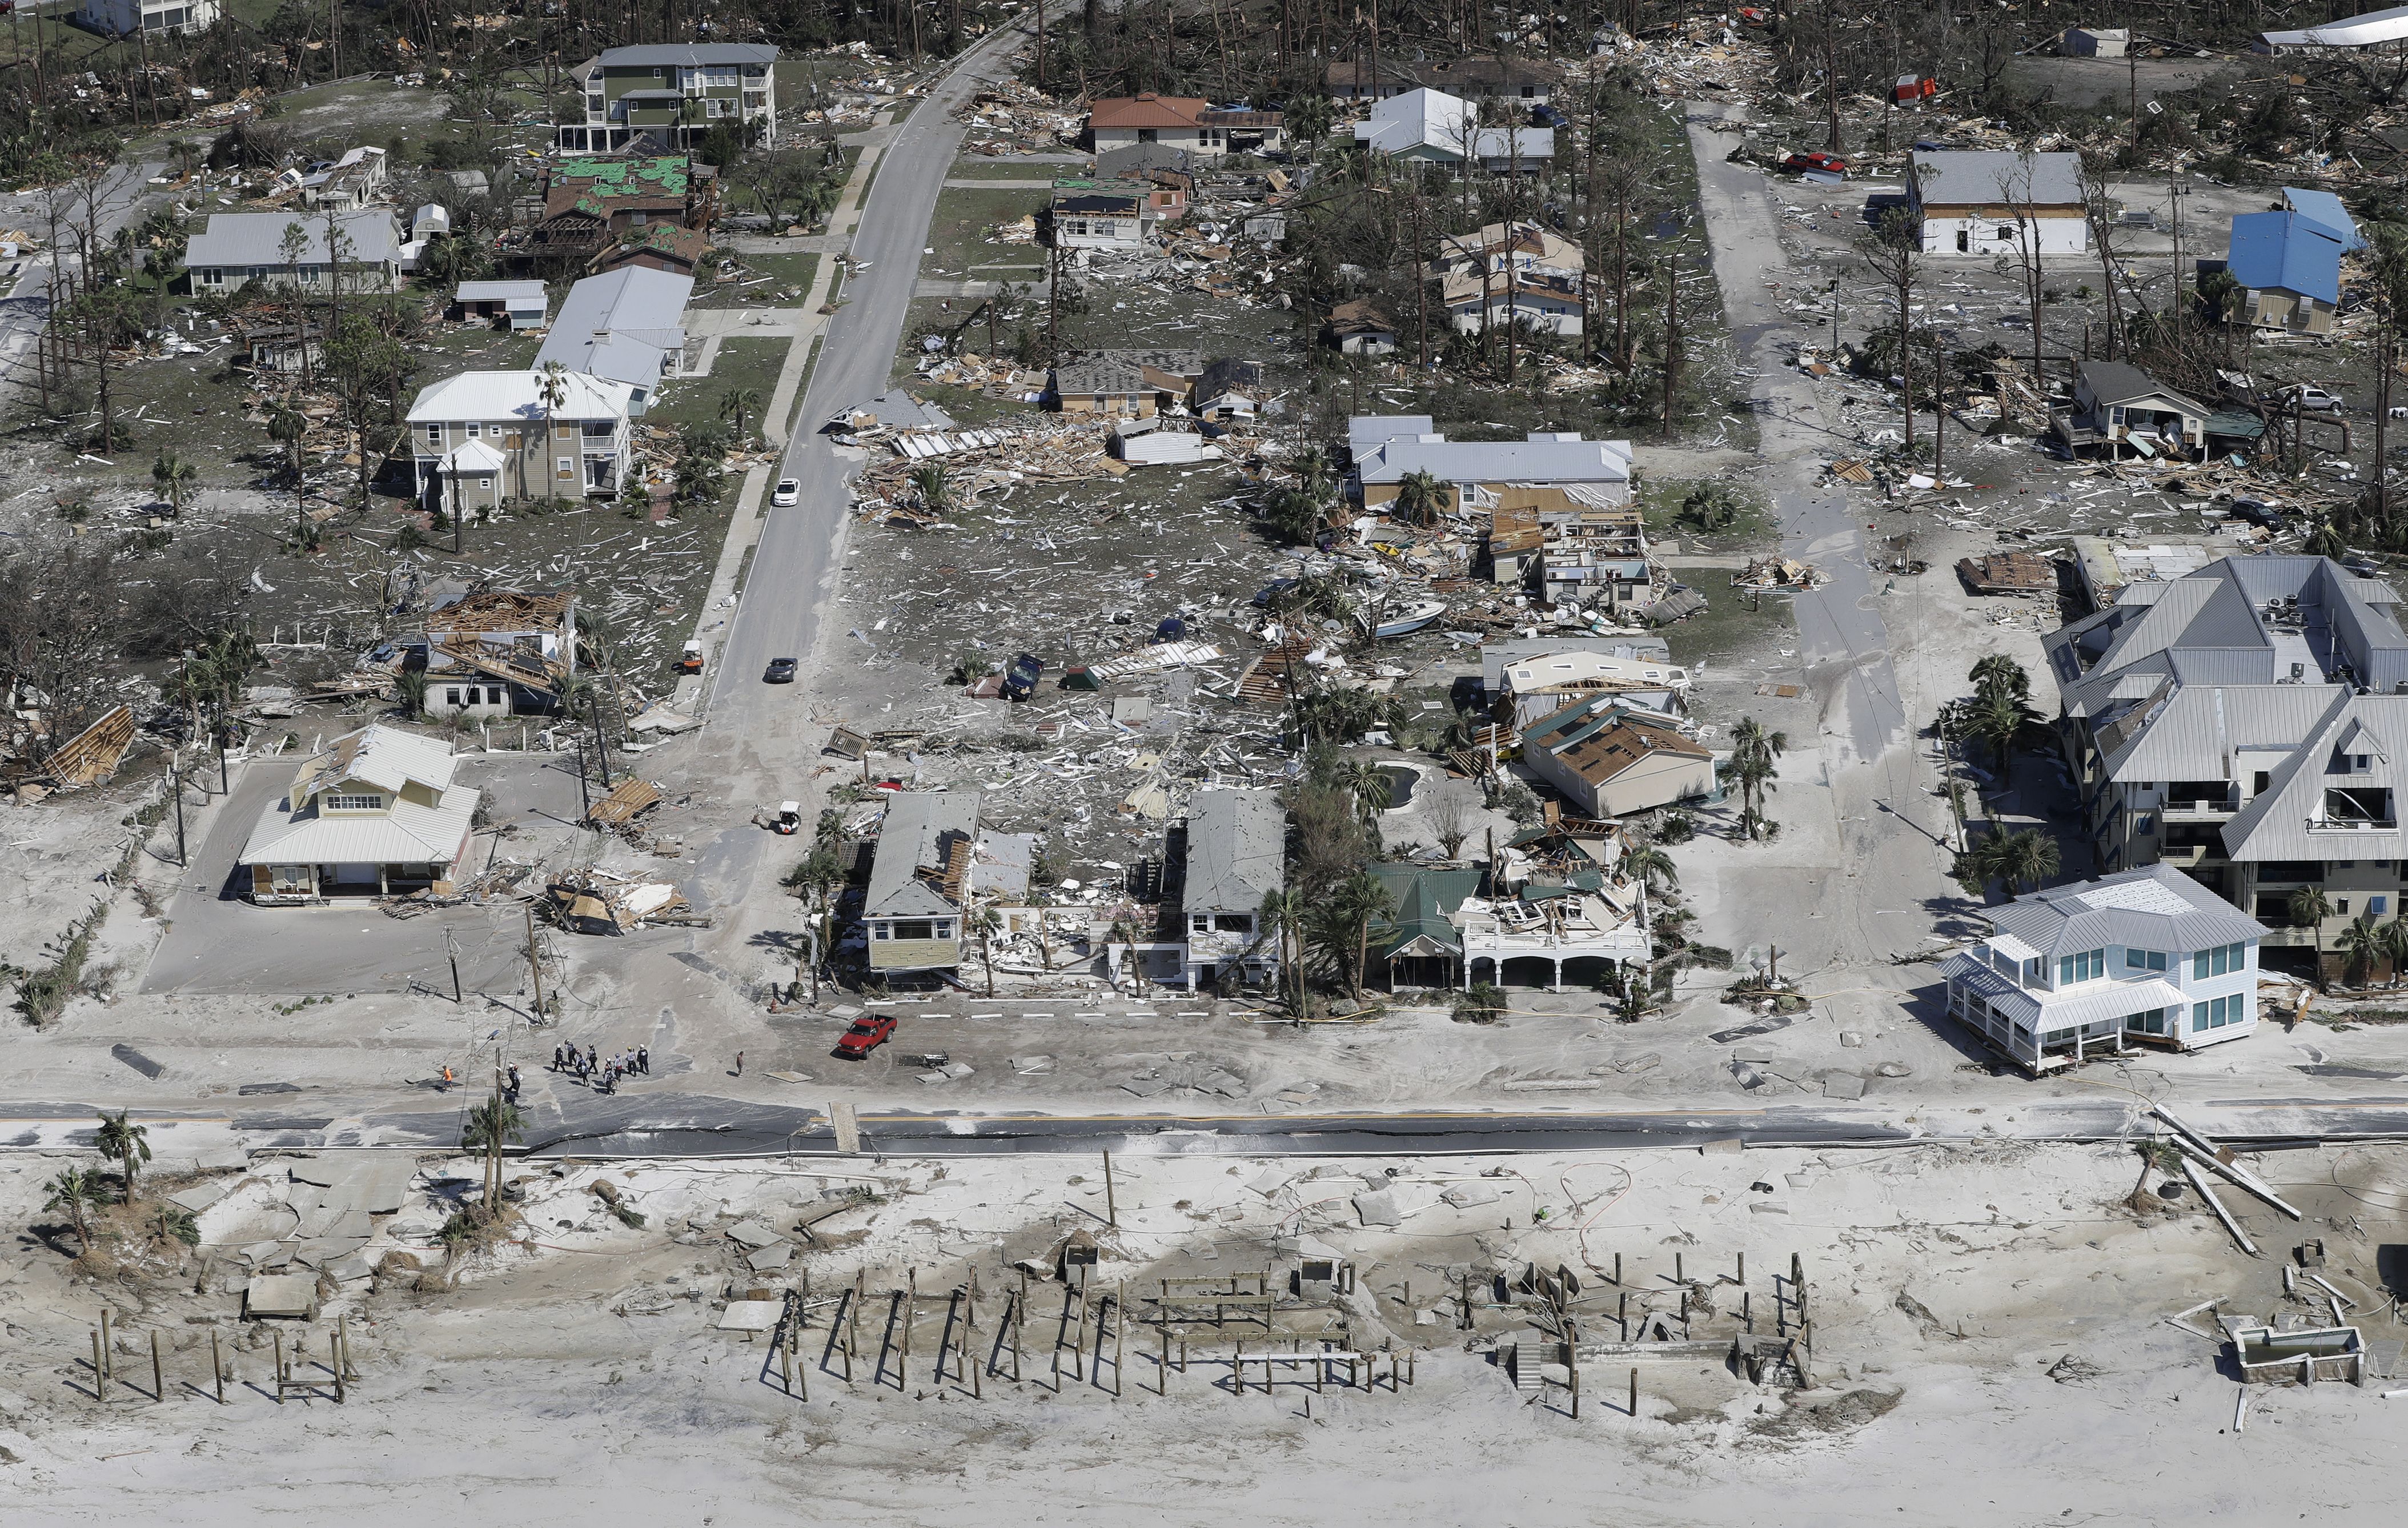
[[1103, 1150, 1117, 1227], [444, 924, 463, 1003], [1660, 252, 1680, 438], [170, 755, 187, 867], [484, 1061, 504, 1209], [523, 903, 547, 1022]]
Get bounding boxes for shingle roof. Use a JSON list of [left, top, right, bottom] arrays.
[[1984, 863, 2260, 959], [2078, 360, 2207, 415], [184, 210, 402, 270], [1182, 789, 1285, 915], [1909, 149, 2084, 208], [865, 791, 979, 919], [2225, 210, 2344, 306]]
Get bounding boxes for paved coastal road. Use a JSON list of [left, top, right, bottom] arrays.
[[707, 25, 1026, 730]]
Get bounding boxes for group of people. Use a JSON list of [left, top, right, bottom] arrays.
[[553, 1043, 649, 1094]]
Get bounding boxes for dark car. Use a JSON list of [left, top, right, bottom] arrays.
[[764, 657, 799, 683], [1530, 103, 1568, 129], [834, 1014, 896, 1059], [1002, 651, 1044, 701]]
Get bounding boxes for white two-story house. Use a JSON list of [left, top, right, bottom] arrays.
[[407, 370, 636, 511], [1939, 863, 2263, 1073]]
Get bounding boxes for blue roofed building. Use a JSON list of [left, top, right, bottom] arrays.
[[2210, 208, 2346, 336], [2279, 186, 2364, 251]]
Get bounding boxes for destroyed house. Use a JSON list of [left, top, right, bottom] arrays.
[[423, 589, 577, 718], [1520, 698, 1711, 819], [532, 154, 712, 264], [533, 266, 693, 413], [182, 210, 403, 294], [864, 791, 981, 972], [1354, 429, 1635, 511], [298, 146, 388, 211], [1532, 499, 1651, 611], [1497, 649, 1688, 732], [2210, 208, 2346, 336], [1323, 297, 1398, 355], [1326, 57, 1558, 102], [1174, 788, 1286, 991], [2042, 554, 2408, 981], [1049, 348, 1204, 416], [1429, 220, 1584, 282], [591, 221, 712, 278], [1908, 150, 2088, 256], [408, 370, 636, 508], [1050, 177, 1159, 250], [1458, 865, 1650, 992], [559, 43, 779, 153], [1939, 863, 2262, 1072], [238, 725, 478, 903], [2053, 360, 2210, 462]]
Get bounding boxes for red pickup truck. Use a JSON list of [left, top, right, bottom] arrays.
[[833, 1014, 896, 1059]]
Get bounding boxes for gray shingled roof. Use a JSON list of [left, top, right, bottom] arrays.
[[865, 791, 979, 919], [595, 43, 780, 67], [1183, 789, 1285, 915], [1910, 149, 2084, 208], [1985, 863, 2259, 960], [2078, 359, 2208, 415], [184, 210, 403, 270], [1357, 434, 1633, 487]]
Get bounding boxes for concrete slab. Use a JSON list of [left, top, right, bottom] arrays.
[[717, 1298, 784, 1333], [245, 1273, 319, 1319]]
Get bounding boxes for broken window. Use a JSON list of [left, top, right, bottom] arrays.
[[1214, 914, 1252, 932], [2324, 786, 2393, 825], [892, 920, 936, 940]]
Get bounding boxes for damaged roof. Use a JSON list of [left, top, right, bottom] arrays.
[[866, 791, 981, 918], [1182, 788, 1285, 916]]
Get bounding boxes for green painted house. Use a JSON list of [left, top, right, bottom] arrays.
[[560, 43, 780, 153]]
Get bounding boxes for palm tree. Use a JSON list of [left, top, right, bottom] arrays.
[[908, 462, 950, 514], [461, 1094, 524, 1209], [2379, 915, 2408, 988], [1965, 686, 2037, 775], [1623, 844, 1677, 892], [44, 1166, 105, 1252], [1727, 717, 1788, 827], [93, 1110, 151, 1199], [1968, 653, 2028, 704], [2337, 913, 2383, 989], [1337, 759, 1392, 828], [396, 669, 429, 720], [536, 361, 572, 498], [1996, 828, 2060, 894], [972, 905, 1004, 997], [151, 453, 198, 516], [1390, 468, 1450, 527], [1258, 887, 1309, 1018], [2290, 887, 2335, 986], [267, 405, 308, 543], [719, 386, 764, 442], [1331, 871, 1396, 998]]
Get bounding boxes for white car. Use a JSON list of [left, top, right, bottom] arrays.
[[770, 479, 800, 507]]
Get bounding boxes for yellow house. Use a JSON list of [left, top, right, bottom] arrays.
[[238, 725, 479, 902]]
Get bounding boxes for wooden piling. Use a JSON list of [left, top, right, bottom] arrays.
[[1110, 1283, 1125, 1399], [1570, 1348, 1580, 1419], [90, 1330, 105, 1403], [1736, 1251, 1745, 1286], [1674, 1252, 1683, 1285], [846, 1270, 865, 1383], [1613, 1251, 1621, 1286], [99, 1308, 114, 1393], [272, 1331, 285, 1402], [1160, 1321, 1172, 1395], [902, 1269, 917, 1388], [210, 1329, 225, 1403], [149, 1329, 162, 1402], [1628, 1367, 1638, 1417], [966, 1266, 982, 1399], [332, 1332, 345, 1404]]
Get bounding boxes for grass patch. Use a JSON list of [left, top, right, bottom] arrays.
[[734, 252, 822, 294], [948, 158, 1069, 180], [651, 338, 789, 438], [1642, 476, 1775, 551], [921, 186, 1051, 275], [1659, 585, 1797, 669]]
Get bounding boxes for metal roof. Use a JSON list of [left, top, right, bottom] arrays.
[[2224, 210, 2344, 306], [239, 789, 479, 867], [455, 280, 551, 306], [594, 43, 779, 67], [865, 791, 979, 919], [2222, 694, 2408, 861], [1479, 636, 1669, 687], [1908, 149, 2084, 208], [533, 267, 694, 384], [406, 370, 635, 424], [184, 210, 403, 270], [1182, 788, 1285, 915], [1358, 434, 1633, 488], [2260, 4, 2408, 50], [2096, 682, 2338, 782], [1984, 864, 2260, 961], [1940, 955, 2190, 1034], [293, 724, 459, 799], [2281, 187, 2365, 251]]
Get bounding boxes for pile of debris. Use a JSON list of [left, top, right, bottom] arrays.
[[953, 81, 1082, 155], [543, 868, 705, 934], [853, 417, 1131, 522], [1734, 556, 1825, 593]]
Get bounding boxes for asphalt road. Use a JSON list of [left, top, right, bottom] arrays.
[[0, 161, 166, 414], [707, 26, 1026, 728]]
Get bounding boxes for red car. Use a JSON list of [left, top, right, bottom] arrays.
[[1783, 151, 1848, 177], [833, 1014, 896, 1059]]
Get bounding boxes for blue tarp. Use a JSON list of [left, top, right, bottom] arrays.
[[2225, 210, 2343, 307]]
